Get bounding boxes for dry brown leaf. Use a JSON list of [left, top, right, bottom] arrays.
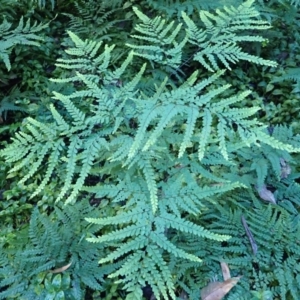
[[280, 157, 291, 179], [256, 185, 276, 204], [220, 262, 231, 281], [201, 277, 241, 300], [49, 262, 72, 273]]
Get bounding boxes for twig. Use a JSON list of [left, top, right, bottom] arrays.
[[241, 215, 258, 255]]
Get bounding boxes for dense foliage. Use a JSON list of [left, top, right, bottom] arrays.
[[1, 1, 300, 299]]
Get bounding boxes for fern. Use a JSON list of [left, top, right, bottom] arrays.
[[62, 0, 124, 41], [196, 190, 300, 300], [33, 0, 55, 10], [86, 179, 231, 298], [2, 2, 300, 299], [143, 0, 244, 18], [0, 95, 27, 119], [0, 16, 48, 71], [127, 1, 277, 75], [272, 67, 300, 94], [183, 0, 277, 71], [1, 31, 146, 204], [127, 7, 187, 70], [0, 200, 112, 300]]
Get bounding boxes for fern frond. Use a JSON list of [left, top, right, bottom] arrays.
[[143, 103, 182, 152], [138, 158, 158, 213], [0, 17, 48, 70], [55, 136, 81, 202], [65, 136, 106, 204], [127, 7, 186, 69], [178, 106, 199, 158], [195, 41, 276, 72], [183, 0, 277, 71], [198, 108, 212, 161], [217, 116, 229, 160], [62, 0, 124, 40], [0, 96, 27, 118], [18, 142, 52, 184], [31, 143, 62, 198], [255, 130, 300, 152], [52, 92, 86, 126]]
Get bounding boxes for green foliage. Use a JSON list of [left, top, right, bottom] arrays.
[[0, 89, 27, 119], [33, 0, 56, 10], [198, 179, 300, 300], [236, 0, 300, 133], [0, 16, 48, 71], [1, 0, 300, 299], [286, 0, 300, 7], [128, 1, 277, 73], [0, 200, 114, 299], [62, 0, 125, 40], [142, 0, 244, 18]]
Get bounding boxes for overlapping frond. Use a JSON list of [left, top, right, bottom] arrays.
[[2, 2, 300, 299], [0, 17, 48, 70]]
